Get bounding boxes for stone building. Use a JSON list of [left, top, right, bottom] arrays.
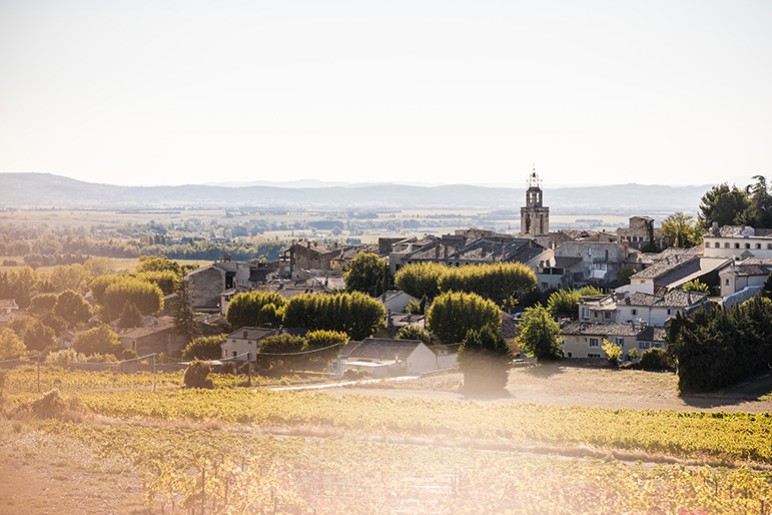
[[520, 168, 549, 239]]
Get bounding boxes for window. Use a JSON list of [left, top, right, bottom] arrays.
[[725, 242, 730, 248], [615, 337, 624, 345], [588, 353, 601, 358], [725, 279, 730, 285], [232, 351, 237, 357], [715, 242, 720, 248], [768, 243, 772, 250], [652, 343, 663, 349], [638, 342, 650, 350], [581, 307, 589, 320], [589, 338, 599, 347], [631, 309, 638, 316], [756, 243, 762, 250], [745, 243, 751, 249], [567, 352, 573, 358], [667, 309, 673, 315], [604, 312, 611, 319], [735, 243, 740, 249]]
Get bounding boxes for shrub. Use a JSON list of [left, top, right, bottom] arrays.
[[639, 348, 672, 371], [182, 335, 226, 361], [17, 389, 81, 421], [457, 325, 511, 394], [183, 360, 214, 389], [601, 339, 623, 367], [396, 325, 432, 345]]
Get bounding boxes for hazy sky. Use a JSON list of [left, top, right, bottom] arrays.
[[1, 1, 771, 187]]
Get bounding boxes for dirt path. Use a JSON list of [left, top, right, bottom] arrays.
[[0, 423, 147, 515]]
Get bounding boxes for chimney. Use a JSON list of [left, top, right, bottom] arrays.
[[306, 241, 311, 249], [435, 245, 440, 259], [712, 222, 719, 237]]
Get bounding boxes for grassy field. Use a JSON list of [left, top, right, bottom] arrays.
[[1, 365, 772, 513]]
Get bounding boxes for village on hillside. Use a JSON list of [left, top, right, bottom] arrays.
[[3, 170, 767, 386]]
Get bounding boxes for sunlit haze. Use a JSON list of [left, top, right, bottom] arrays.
[[1, 1, 771, 187]]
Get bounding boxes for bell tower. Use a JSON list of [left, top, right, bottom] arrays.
[[520, 166, 549, 237]]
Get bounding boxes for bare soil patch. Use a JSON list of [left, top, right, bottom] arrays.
[[0, 421, 147, 515], [335, 364, 772, 412]]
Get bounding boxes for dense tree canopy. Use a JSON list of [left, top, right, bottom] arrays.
[[103, 277, 164, 319], [182, 334, 226, 361], [8, 316, 57, 352], [0, 327, 26, 360], [661, 212, 702, 248], [54, 290, 92, 327], [225, 291, 287, 329], [426, 291, 501, 344], [438, 262, 536, 307], [394, 262, 446, 300], [546, 287, 603, 320], [344, 252, 390, 297], [668, 296, 772, 392], [698, 183, 750, 230], [282, 291, 385, 340], [515, 305, 563, 361], [457, 325, 511, 394], [73, 324, 121, 356]]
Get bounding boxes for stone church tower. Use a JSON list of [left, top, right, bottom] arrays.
[[520, 168, 549, 237]]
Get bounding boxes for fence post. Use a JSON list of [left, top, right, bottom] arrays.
[[152, 353, 157, 392], [37, 358, 40, 393]]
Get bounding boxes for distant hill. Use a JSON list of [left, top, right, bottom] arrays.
[[0, 173, 708, 214]]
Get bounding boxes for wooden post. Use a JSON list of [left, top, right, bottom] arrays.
[[152, 353, 157, 392], [36, 357, 40, 393]]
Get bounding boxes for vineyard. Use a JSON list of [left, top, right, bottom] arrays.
[[2, 367, 772, 513]]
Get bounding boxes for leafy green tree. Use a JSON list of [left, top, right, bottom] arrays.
[[103, 277, 164, 319], [426, 291, 501, 344], [344, 252, 390, 297], [438, 262, 537, 308], [394, 262, 447, 300], [738, 175, 772, 228], [282, 291, 385, 340], [661, 212, 702, 248], [457, 325, 511, 394], [118, 301, 143, 329], [182, 334, 226, 361], [617, 264, 637, 286], [225, 291, 287, 329], [183, 360, 214, 388], [698, 183, 749, 229], [601, 339, 622, 367], [27, 293, 58, 316], [515, 305, 563, 361], [73, 324, 121, 356], [546, 290, 580, 320], [8, 316, 57, 352], [680, 279, 710, 294], [136, 270, 180, 296], [396, 324, 432, 344], [89, 274, 128, 305], [174, 281, 200, 342], [54, 290, 92, 327], [0, 327, 26, 360], [305, 329, 348, 349], [136, 255, 182, 276]]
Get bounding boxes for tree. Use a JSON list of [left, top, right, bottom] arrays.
[[103, 276, 164, 320], [344, 252, 390, 297], [601, 339, 622, 367], [515, 305, 563, 361], [136, 270, 180, 296], [426, 291, 501, 344], [118, 301, 143, 329], [438, 262, 537, 308], [183, 360, 214, 388], [136, 255, 182, 276], [661, 212, 702, 248], [396, 325, 432, 344], [8, 316, 57, 352], [394, 262, 447, 300], [282, 291, 386, 340], [680, 279, 710, 294], [73, 324, 121, 356], [0, 327, 26, 360], [27, 293, 58, 316], [225, 291, 287, 329], [546, 290, 580, 320], [616, 264, 637, 286], [698, 183, 749, 230], [54, 290, 92, 327], [174, 281, 200, 342], [738, 175, 772, 229], [457, 325, 511, 394], [182, 334, 226, 361]]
